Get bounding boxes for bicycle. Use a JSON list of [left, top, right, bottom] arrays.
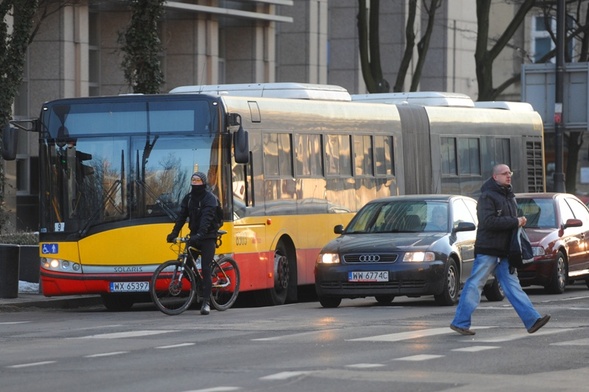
[[150, 231, 240, 315]]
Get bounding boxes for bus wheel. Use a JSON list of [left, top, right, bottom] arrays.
[[101, 294, 134, 311], [255, 242, 289, 306]]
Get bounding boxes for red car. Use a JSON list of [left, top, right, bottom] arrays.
[[516, 193, 589, 293]]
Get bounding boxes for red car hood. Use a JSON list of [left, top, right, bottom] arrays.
[[523, 227, 555, 245]]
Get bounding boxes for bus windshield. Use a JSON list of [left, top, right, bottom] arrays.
[[39, 97, 222, 237]]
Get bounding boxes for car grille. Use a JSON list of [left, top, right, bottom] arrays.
[[319, 280, 426, 289], [343, 253, 398, 263]]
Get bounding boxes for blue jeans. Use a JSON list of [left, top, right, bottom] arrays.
[[451, 254, 541, 330]]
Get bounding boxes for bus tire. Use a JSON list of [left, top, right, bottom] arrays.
[[257, 240, 295, 306]]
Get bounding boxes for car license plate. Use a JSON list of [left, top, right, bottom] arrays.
[[109, 281, 150, 292], [348, 271, 389, 282]]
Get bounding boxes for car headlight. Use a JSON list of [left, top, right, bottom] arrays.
[[403, 251, 435, 262], [532, 247, 545, 257], [317, 253, 340, 264]]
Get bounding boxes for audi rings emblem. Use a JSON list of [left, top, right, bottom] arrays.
[[359, 254, 381, 262]]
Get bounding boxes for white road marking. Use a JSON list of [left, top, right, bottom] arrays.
[[84, 351, 128, 358], [8, 361, 56, 368], [260, 371, 314, 380], [156, 342, 196, 349], [0, 321, 29, 325], [452, 346, 499, 352], [252, 329, 341, 341], [472, 328, 574, 343], [67, 330, 177, 339], [551, 338, 589, 346], [347, 327, 493, 342], [393, 354, 444, 361], [346, 363, 386, 368], [183, 388, 241, 392]]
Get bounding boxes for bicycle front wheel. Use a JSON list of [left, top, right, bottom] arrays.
[[210, 256, 240, 311], [151, 260, 197, 315]]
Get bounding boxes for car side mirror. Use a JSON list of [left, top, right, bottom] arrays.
[[334, 224, 344, 234], [563, 218, 583, 229], [454, 221, 476, 233]]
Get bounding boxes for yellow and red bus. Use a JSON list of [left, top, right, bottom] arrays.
[[27, 83, 544, 309]]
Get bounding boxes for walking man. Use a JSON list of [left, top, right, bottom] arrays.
[[450, 164, 550, 335]]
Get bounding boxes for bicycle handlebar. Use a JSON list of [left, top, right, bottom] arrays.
[[171, 230, 227, 244]]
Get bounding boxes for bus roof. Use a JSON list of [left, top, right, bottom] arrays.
[[474, 101, 535, 111], [170, 82, 352, 101], [351, 91, 475, 107]]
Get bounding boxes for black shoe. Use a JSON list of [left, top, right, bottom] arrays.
[[450, 324, 476, 336], [200, 302, 210, 315], [528, 315, 550, 333]]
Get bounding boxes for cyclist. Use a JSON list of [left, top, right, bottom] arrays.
[[166, 172, 219, 315]]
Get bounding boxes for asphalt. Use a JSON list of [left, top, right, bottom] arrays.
[[0, 283, 103, 311]]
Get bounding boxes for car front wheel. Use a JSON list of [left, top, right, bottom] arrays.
[[319, 297, 342, 308], [434, 258, 459, 306], [545, 251, 567, 294]]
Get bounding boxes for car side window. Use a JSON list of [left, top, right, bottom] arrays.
[[558, 198, 575, 224], [566, 198, 589, 223], [452, 199, 476, 227]]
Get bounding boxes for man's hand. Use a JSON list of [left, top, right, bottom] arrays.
[[166, 233, 177, 243], [518, 216, 527, 227]]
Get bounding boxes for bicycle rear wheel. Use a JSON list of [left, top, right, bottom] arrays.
[[210, 256, 240, 311], [151, 260, 197, 315]]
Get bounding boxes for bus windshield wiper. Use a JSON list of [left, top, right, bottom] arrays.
[[134, 180, 178, 221], [79, 180, 122, 237]]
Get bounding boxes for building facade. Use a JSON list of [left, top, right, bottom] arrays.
[[4, 0, 576, 230]]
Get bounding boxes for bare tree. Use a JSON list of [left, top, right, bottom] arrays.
[[475, 0, 537, 101], [358, 0, 389, 92], [358, 0, 442, 93], [536, 0, 589, 192]]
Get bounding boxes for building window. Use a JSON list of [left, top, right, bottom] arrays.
[[89, 11, 100, 96], [531, 15, 573, 63]]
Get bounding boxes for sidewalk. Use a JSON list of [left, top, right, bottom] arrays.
[[0, 281, 102, 311]]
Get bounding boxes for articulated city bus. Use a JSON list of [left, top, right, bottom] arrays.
[[20, 83, 544, 309]]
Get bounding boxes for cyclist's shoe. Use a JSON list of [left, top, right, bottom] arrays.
[[200, 301, 210, 315]]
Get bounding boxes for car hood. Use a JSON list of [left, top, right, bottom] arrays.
[[321, 233, 444, 254], [523, 228, 556, 245]]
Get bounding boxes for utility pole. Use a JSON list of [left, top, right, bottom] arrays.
[[554, 0, 566, 192]]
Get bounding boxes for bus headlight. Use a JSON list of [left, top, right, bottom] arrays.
[[41, 258, 82, 273], [317, 253, 340, 264]]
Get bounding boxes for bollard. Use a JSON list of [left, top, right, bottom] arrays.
[[0, 245, 20, 298]]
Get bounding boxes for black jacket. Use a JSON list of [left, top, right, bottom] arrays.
[[474, 177, 520, 257], [171, 190, 219, 240]]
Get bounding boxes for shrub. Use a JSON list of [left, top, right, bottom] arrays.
[[0, 231, 39, 245]]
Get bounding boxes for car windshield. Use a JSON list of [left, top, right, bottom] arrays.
[[345, 200, 448, 233], [518, 198, 557, 228]]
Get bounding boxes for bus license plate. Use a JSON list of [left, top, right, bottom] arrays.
[[348, 271, 389, 282], [109, 282, 150, 293]]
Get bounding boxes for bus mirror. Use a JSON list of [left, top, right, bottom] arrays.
[[2, 124, 18, 161], [233, 125, 249, 164]]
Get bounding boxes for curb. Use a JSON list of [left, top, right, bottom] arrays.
[[0, 295, 103, 311]]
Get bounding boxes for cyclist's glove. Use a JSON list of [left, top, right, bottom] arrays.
[[166, 233, 178, 243]]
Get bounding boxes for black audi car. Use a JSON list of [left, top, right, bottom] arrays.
[[314, 195, 503, 307]]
